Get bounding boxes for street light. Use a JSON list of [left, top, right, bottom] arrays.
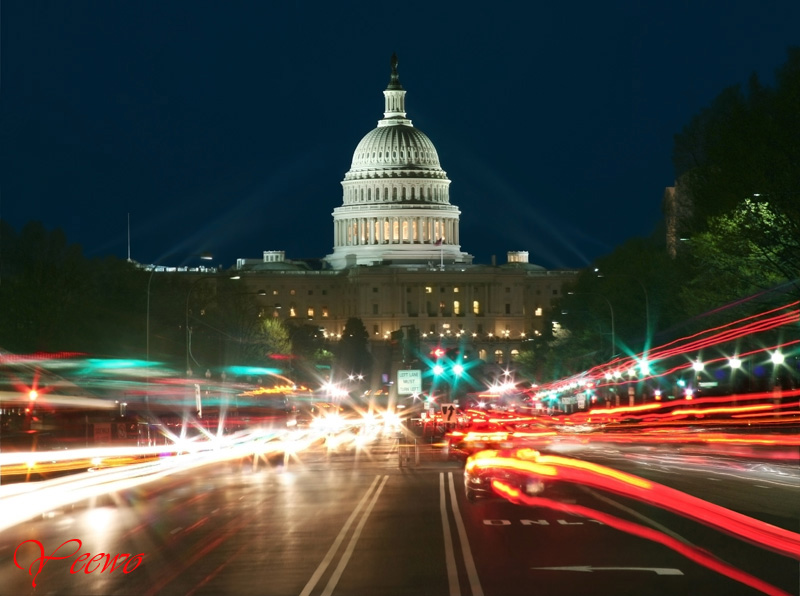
[[594, 268, 650, 341], [567, 291, 615, 358], [146, 253, 213, 365], [145, 252, 213, 408], [185, 282, 267, 376], [184, 276, 258, 376]]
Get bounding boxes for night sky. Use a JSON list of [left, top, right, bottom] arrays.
[[3, 1, 799, 270]]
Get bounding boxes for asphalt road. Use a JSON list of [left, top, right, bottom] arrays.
[[1, 437, 798, 596]]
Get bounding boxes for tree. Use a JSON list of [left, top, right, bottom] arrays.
[[334, 317, 372, 382], [673, 47, 800, 299], [254, 318, 292, 363], [286, 323, 334, 383], [0, 220, 147, 356], [680, 199, 799, 316]]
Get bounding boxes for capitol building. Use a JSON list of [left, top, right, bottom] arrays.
[[232, 55, 578, 370]]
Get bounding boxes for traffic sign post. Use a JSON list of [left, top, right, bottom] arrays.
[[441, 403, 459, 429], [397, 370, 422, 395]]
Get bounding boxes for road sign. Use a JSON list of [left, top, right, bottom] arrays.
[[93, 422, 111, 443], [397, 369, 422, 395], [441, 403, 458, 422]]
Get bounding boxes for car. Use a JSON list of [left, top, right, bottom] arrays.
[[463, 448, 549, 503], [445, 428, 516, 462]]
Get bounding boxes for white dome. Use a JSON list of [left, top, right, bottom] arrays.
[[324, 54, 472, 270], [350, 125, 441, 171]]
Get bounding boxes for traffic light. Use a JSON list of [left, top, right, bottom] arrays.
[[431, 347, 446, 359]]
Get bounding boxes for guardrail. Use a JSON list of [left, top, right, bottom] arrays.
[[397, 439, 453, 468]]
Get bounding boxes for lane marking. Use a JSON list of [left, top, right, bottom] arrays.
[[533, 565, 683, 575], [320, 475, 389, 596], [440, 473, 460, 596], [579, 486, 693, 545], [448, 472, 484, 596], [299, 474, 381, 596]]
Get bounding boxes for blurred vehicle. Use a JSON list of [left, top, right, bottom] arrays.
[[463, 448, 548, 503], [445, 420, 515, 462]]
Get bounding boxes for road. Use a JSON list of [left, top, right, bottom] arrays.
[[1, 436, 798, 596]]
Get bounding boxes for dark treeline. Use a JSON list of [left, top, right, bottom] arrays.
[[515, 47, 800, 382]]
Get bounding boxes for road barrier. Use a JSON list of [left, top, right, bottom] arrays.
[[397, 439, 452, 468]]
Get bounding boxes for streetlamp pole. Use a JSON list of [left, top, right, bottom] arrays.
[[185, 276, 261, 377], [595, 269, 649, 340], [599, 295, 615, 359], [146, 253, 213, 405], [568, 291, 615, 358]]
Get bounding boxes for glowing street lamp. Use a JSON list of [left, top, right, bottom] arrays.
[[146, 252, 213, 408]]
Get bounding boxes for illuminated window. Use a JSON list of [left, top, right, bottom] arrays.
[[535, 307, 543, 316], [322, 307, 329, 318], [289, 305, 297, 317], [453, 287, 460, 293], [272, 290, 279, 296], [453, 300, 461, 315], [472, 300, 480, 315], [307, 307, 314, 318], [425, 286, 432, 294], [290, 289, 296, 296]]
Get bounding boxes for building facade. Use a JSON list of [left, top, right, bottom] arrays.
[[230, 55, 578, 371]]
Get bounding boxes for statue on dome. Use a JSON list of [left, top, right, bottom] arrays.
[[388, 52, 402, 89]]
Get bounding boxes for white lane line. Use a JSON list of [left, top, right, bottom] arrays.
[[440, 472, 461, 596], [320, 475, 390, 596], [448, 472, 484, 596], [580, 486, 694, 545], [299, 475, 381, 596]]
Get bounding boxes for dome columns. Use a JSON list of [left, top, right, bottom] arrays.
[[334, 214, 460, 247]]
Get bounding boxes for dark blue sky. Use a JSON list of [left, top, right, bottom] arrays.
[[3, 1, 799, 270]]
